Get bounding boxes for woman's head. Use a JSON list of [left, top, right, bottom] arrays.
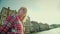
[[18, 7, 27, 20]]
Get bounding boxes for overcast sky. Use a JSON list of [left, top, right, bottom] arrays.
[[0, 0, 60, 25]]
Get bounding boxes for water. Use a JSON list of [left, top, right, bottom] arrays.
[[32, 27, 60, 34]]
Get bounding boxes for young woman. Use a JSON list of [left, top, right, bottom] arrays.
[[0, 7, 27, 34]]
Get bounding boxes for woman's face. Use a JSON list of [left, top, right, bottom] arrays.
[[18, 7, 27, 17]]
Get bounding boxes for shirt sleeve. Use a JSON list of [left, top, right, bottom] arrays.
[[0, 16, 16, 33]]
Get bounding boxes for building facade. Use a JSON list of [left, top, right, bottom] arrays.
[[0, 7, 17, 25], [24, 16, 33, 33]]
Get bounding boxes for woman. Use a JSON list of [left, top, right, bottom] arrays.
[[0, 7, 27, 34]]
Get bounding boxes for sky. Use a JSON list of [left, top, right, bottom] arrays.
[[0, 0, 60, 25]]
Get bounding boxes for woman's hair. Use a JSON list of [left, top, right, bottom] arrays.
[[18, 7, 27, 21], [18, 7, 27, 13], [21, 14, 26, 21]]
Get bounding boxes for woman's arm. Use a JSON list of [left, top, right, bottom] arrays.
[[0, 16, 16, 34]]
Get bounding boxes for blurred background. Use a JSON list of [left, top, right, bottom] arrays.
[[0, 0, 60, 34]]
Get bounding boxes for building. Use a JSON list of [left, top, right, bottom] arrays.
[[31, 21, 40, 32], [0, 7, 17, 25], [24, 16, 33, 34], [39, 23, 49, 31]]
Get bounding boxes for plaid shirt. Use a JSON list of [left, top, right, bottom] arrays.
[[0, 16, 24, 34]]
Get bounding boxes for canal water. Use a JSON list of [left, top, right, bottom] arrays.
[[31, 27, 60, 34]]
